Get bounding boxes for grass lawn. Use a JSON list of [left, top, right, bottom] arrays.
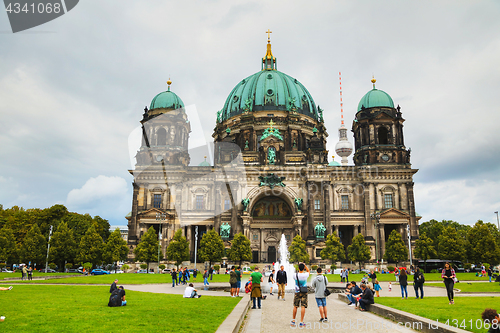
[[0, 285, 240, 332], [0, 273, 236, 284], [426, 282, 500, 293], [0, 272, 81, 280], [376, 297, 497, 333]]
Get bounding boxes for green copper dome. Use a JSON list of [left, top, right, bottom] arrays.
[[219, 70, 319, 122], [328, 159, 341, 166], [357, 88, 394, 112], [150, 83, 185, 111]]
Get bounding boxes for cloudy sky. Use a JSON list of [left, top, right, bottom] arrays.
[[0, 0, 499, 227]]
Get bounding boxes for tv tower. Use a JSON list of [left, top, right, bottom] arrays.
[[334, 72, 353, 165]]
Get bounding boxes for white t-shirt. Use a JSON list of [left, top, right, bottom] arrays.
[[183, 286, 195, 298], [293, 272, 310, 292]]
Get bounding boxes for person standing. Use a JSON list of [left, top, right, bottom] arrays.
[[171, 269, 177, 287], [357, 283, 374, 311], [312, 267, 328, 322], [229, 266, 237, 297], [373, 279, 381, 297], [291, 263, 310, 328], [203, 269, 209, 287], [193, 269, 198, 281], [442, 262, 456, 304], [276, 265, 287, 301], [235, 266, 242, 297], [268, 269, 276, 296], [413, 267, 425, 299], [21, 265, 27, 281], [369, 270, 377, 285], [27, 266, 33, 281], [399, 269, 408, 299], [209, 266, 214, 281], [488, 266, 493, 283], [345, 268, 349, 283], [250, 267, 263, 309]]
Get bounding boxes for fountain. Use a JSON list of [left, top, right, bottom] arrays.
[[273, 234, 296, 292]]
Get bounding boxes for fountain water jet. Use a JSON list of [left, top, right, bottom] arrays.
[[273, 234, 296, 292]]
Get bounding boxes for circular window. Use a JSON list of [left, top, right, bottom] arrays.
[[267, 89, 274, 96], [233, 96, 239, 103], [267, 74, 273, 79], [381, 154, 390, 162]]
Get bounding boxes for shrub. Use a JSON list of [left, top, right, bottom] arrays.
[[159, 264, 165, 270], [464, 263, 472, 270], [121, 264, 130, 272], [249, 265, 256, 271], [484, 263, 491, 271], [140, 263, 148, 269], [430, 269, 438, 273], [330, 264, 336, 270], [65, 263, 73, 270], [83, 262, 92, 273], [387, 266, 395, 272], [294, 264, 299, 271], [214, 264, 220, 271], [311, 265, 318, 271], [49, 263, 57, 270], [0, 263, 6, 269]]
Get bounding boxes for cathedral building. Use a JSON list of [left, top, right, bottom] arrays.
[[126, 36, 420, 265]]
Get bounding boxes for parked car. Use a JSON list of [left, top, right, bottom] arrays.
[[162, 268, 171, 274], [90, 269, 110, 275], [111, 269, 124, 274], [45, 269, 57, 273], [135, 269, 148, 274], [67, 269, 82, 273], [0, 268, 13, 273]]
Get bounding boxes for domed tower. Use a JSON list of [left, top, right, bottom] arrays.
[[135, 79, 191, 168], [352, 78, 410, 166], [213, 35, 328, 166]]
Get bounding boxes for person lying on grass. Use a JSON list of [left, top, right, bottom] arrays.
[[0, 286, 13, 291]]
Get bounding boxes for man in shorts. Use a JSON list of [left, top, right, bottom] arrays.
[[291, 263, 310, 328], [312, 267, 328, 322]]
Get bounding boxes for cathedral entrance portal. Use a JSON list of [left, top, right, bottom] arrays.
[[268, 246, 276, 263]]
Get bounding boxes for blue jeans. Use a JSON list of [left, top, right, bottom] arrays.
[[359, 299, 371, 310], [347, 294, 356, 304], [489, 276, 492, 282], [414, 284, 423, 298], [252, 297, 261, 308], [204, 277, 209, 285], [400, 284, 408, 298], [315, 298, 327, 307], [121, 300, 127, 306], [172, 278, 176, 287]]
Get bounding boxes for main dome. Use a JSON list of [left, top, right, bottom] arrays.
[[219, 70, 319, 122], [357, 88, 394, 111]]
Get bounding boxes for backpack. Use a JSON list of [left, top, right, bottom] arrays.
[[108, 290, 121, 307]]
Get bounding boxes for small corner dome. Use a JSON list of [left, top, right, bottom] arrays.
[[150, 86, 185, 111], [328, 159, 341, 166], [198, 160, 211, 167], [357, 88, 394, 112]]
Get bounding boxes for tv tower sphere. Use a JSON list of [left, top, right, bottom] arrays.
[[335, 127, 353, 165]]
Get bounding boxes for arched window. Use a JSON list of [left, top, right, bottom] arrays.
[[157, 127, 167, 146], [378, 127, 389, 144]]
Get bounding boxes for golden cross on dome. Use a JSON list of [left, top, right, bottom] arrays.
[[266, 29, 272, 41], [268, 119, 275, 129]]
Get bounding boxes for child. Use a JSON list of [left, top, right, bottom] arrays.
[[245, 280, 252, 294], [373, 279, 382, 297], [388, 281, 392, 291]]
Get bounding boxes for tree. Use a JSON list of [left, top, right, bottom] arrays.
[[19, 224, 47, 267], [414, 233, 437, 272], [466, 221, 500, 266], [77, 223, 104, 268], [198, 229, 224, 267], [49, 222, 77, 271], [347, 234, 371, 269], [438, 226, 466, 262], [134, 226, 162, 272], [289, 234, 309, 264], [102, 228, 129, 270], [166, 229, 189, 268], [384, 230, 409, 265], [0, 227, 17, 265], [228, 233, 251, 266], [320, 232, 345, 266]]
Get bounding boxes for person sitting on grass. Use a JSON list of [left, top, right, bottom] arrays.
[[108, 286, 127, 307], [482, 308, 500, 333], [356, 283, 374, 311], [0, 286, 13, 291], [183, 283, 201, 298]]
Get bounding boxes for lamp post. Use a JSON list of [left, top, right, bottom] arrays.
[[45, 225, 53, 273], [407, 223, 413, 266], [495, 211, 499, 230], [156, 213, 166, 274], [194, 226, 198, 271], [370, 212, 381, 263]]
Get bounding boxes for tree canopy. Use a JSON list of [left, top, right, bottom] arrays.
[[347, 234, 371, 268], [320, 232, 345, 265], [228, 233, 251, 266], [134, 226, 161, 272], [198, 229, 224, 266], [289, 234, 309, 264], [383, 230, 408, 264], [166, 229, 189, 268]]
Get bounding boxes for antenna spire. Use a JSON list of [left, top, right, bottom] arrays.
[[339, 72, 344, 127]]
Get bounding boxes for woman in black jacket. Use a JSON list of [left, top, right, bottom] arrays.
[[413, 267, 424, 299], [399, 269, 408, 299]]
